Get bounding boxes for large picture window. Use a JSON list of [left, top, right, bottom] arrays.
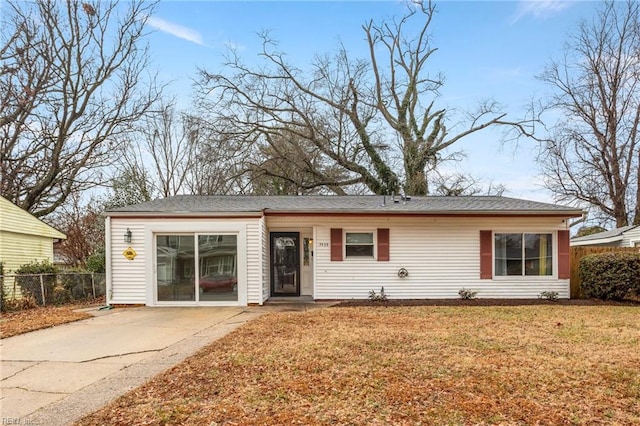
[[156, 233, 238, 302], [345, 232, 374, 257], [494, 233, 553, 276]]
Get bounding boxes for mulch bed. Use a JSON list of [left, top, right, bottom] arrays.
[[337, 297, 640, 307]]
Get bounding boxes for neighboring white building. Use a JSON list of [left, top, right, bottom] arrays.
[[104, 195, 583, 306], [570, 225, 640, 248]]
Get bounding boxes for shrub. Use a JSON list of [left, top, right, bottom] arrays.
[[2, 294, 38, 311], [579, 252, 640, 300], [86, 249, 106, 273], [14, 259, 58, 275], [14, 260, 59, 305], [458, 288, 478, 300], [52, 285, 73, 305], [539, 291, 559, 301], [368, 286, 388, 302]]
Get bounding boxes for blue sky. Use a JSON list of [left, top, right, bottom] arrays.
[[143, 0, 599, 202]]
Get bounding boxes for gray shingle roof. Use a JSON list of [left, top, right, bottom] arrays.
[[106, 195, 583, 217], [570, 225, 638, 242]]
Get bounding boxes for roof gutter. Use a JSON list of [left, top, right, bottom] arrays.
[[263, 210, 584, 218], [105, 209, 583, 219], [105, 211, 264, 219]]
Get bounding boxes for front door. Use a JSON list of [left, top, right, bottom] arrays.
[[270, 232, 300, 296]]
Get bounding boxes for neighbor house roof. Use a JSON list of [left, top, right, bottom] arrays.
[[105, 195, 583, 218], [0, 196, 66, 239], [570, 225, 638, 246]]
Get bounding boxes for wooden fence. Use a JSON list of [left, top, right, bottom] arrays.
[[570, 246, 640, 298]]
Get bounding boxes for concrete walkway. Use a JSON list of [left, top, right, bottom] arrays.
[[0, 305, 283, 426]]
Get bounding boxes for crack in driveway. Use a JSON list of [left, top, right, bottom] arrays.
[[79, 349, 162, 363], [10, 386, 68, 395]]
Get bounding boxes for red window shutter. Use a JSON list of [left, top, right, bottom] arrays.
[[558, 230, 570, 279], [480, 230, 493, 279], [330, 228, 343, 261], [377, 228, 390, 261]]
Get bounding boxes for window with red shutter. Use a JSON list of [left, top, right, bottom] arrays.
[[480, 230, 493, 279], [557, 230, 570, 279], [330, 228, 343, 261], [377, 228, 389, 261]]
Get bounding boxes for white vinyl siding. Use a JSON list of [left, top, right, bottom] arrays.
[[621, 227, 640, 247], [246, 219, 263, 305], [259, 217, 269, 303], [109, 219, 147, 304], [108, 213, 572, 304], [267, 216, 570, 300], [109, 217, 262, 306]]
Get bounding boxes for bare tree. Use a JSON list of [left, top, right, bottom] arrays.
[[50, 194, 104, 268], [197, 1, 518, 196], [247, 129, 363, 195], [431, 172, 506, 197], [103, 167, 155, 210], [182, 116, 253, 195], [118, 101, 195, 198], [534, 0, 640, 226], [0, 0, 161, 217]]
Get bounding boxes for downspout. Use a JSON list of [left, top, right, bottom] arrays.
[[568, 212, 588, 230]]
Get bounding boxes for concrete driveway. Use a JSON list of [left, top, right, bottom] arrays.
[[1, 306, 262, 426]]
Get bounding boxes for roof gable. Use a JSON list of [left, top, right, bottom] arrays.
[[571, 225, 639, 245], [0, 196, 66, 239]]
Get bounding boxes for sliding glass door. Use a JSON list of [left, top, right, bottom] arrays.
[[156, 234, 238, 303]]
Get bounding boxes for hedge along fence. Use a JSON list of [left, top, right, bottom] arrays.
[[579, 252, 640, 300], [570, 246, 640, 298]]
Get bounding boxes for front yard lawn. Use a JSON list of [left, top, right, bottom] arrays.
[[78, 305, 640, 425]]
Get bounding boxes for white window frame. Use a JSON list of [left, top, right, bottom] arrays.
[[493, 232, 556, 279], [344, 230, 375, 259], [145, 222, 247, 306]]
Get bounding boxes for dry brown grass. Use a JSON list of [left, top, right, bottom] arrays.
[[1, 305, 93, 338], [78, 306, 640, 425]]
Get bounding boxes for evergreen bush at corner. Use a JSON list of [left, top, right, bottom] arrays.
[[15, 260, 60, 305], [579, 252, 640, 300]]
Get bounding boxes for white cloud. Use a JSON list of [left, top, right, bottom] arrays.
[[510, 0, 574, 25], [146, 16, 205, 46]]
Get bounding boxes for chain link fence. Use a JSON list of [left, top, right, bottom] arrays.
[[1, 272, 106, 308]]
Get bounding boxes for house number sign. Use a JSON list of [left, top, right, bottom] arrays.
[[318, 242, 329, 248], [123, 247, 137, 260]]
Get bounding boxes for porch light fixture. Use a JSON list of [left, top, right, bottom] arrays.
[[124, 228, 132, 243]]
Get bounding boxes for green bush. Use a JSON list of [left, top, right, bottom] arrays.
[[15, 259, 58, 275], [86, 249, 106, 273], [15, 260, 59, 305], [579, 252, 640, 300]]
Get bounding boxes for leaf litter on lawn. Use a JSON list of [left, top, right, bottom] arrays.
[[1, 304, 93, 338], [77, 305, 640, 425]]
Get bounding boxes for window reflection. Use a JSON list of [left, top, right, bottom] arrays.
[[156, 235, 195, 301], [156, 234, 238, 302], [198, 235, 238, 302]]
